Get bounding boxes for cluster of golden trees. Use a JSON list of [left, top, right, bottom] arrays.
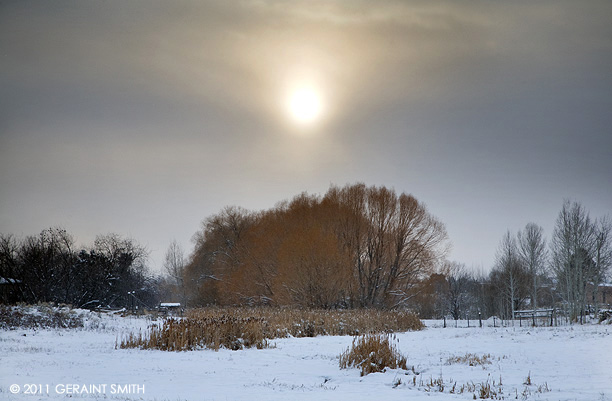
[[184, 183, 449, 309]]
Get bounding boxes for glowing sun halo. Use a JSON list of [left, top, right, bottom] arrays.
[[288, 88, 323, 125]]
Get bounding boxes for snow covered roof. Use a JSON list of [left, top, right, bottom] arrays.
[[159, 303, 181, 307], [0, 277, 21, 284], [587, 282, 612, 288]]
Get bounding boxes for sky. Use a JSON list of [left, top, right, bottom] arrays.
[[1, 0, 611, 275]]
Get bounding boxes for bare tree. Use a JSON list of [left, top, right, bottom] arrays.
[[0, 234, 19, 281], [517, 223, 547, 310], [592, 216, 612, 313], [551, 200, 597, 322], [16, 228, 76, 304], [441, 261, 472, 321], [492, 231, 529, 320], [163, 239, 186, 306], [91, 233, 149, 308], [0, 234, 22, 303]]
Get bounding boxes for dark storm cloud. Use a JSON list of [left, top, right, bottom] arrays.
[[1, 0, 611, 270]]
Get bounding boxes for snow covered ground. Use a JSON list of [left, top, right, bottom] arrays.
[[1, 312, 610, 401]]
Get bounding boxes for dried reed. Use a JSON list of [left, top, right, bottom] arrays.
[[338, 333, 408, 376], [120, 307, 422, 351]]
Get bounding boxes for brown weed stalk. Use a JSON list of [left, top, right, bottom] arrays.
[[120, 307, 422, 351], [339, 333, 408, 376]]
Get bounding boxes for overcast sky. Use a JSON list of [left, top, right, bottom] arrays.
[[1, 0, 611, 274]]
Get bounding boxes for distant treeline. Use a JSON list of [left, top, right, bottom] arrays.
[[0, 229, 157, 308], [174, 186, 611, 321], [406, 200, 611, 322], [2, 184, 610, 322]]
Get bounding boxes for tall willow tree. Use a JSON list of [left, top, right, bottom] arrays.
[[186, 184, 449, 309], [324, 184, 449, 308]]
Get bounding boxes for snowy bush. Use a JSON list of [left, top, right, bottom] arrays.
[[0, 303, 85, 329]]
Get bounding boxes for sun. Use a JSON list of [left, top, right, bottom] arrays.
[[287, 88, 323, 125]]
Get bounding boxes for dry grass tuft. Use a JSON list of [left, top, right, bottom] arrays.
[[477, 377, 499, 399], [523, 371, 532, 385], [120, 314, 268, 351], [417, 374, 505, 399], [120, 307, 422, 352], [187, 307, 424, 338], [339, 333, 408, 376], [446, 353, 493, 367]]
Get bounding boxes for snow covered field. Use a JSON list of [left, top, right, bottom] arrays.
[[1, 312, 610, 401]]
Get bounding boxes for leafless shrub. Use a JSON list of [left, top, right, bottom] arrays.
[[338, 333, 408, 376]]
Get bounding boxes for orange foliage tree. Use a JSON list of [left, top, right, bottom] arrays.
[[185, 184, 449, 309]]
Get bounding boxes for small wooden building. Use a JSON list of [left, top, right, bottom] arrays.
[[0, 277, 21, 304], [587, 283, 612, 309], [158, 302, 182, 315]]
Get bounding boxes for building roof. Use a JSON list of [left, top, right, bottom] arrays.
[[0, 277, 21, 285]]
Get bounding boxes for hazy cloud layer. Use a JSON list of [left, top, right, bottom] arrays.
[[1, 0, 611, 271]]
